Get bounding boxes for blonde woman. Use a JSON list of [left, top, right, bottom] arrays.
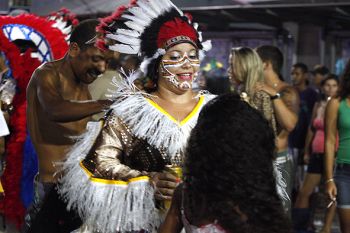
[[229, 47, 277, 134]]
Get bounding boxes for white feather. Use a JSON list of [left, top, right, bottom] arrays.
[[128, 7, 153, 22], [52, 20, 67, 31], [202, 40, 212, 52], [106, 34, 141, 46], [198, 31, 203, 42], [148, 0, 162, 14], [140, 48, 165, 74], [124, 20, 145, 33], [122, 14, 149, 27], [62, 26, 72, 35], [108, 43, 140, 54], [198, 50, 205, 61], [168, 0, 183, 15], [106, 82, 216, 159], [162, 0, 172, 10], [116, 28, 140, 38], [134, 2, 157, 19]]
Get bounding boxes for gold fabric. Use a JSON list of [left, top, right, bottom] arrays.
[[82, 112, 168, 181], [244, 90, 277, 136]]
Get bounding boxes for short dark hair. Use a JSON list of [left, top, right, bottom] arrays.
[[293, 62, 308, 73], [256, 45, 283, 76], [184, 93, 291, 233], [311, 66, 329, 76], [70, 19, 99, 50]]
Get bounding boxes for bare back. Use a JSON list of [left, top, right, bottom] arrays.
[[27, 60, 91, 182]]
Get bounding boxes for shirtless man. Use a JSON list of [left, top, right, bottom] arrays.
[[25, 19, 111, 229], [256, 45, 299, 215]]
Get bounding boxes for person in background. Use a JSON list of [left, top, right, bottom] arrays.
[[311, 65, 329, 93], [88, 49, 121, 120], [325, 60, 350, 233], [256, 45, 299, 216], [26, 19, 111, 232], [293, 75, 339, 233], [289, 63, 318, 192], [159, 93, 292, 233], [229, 47, 277, 134]]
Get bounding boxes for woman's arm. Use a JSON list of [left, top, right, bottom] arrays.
[[303, 102, 319, 163], [159, 185, 184, 233], [324, 98, 339, 200]]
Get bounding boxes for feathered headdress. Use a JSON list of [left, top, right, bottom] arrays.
[[96, 0, 211, 75], [47, 8, 79, 42]]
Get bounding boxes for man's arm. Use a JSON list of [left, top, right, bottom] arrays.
[[34, 68, 111, 123], [273, 86, 299, 132], [256, 83, 299, 132]]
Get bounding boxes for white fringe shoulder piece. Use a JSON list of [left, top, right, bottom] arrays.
[[109, 76, 216, 160], [60, 121, 161, 233], [59, 76, 216, 233]]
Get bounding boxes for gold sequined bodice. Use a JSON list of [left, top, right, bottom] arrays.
[[82, 112, 178, 181]]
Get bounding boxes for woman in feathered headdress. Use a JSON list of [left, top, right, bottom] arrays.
[[57, 0, 214, 233]]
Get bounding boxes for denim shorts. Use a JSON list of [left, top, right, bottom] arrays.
[[334, 163, 350, 209]]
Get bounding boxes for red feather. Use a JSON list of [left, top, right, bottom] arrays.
[[0, 13, 69, 228], [157, 17, 198, 48]]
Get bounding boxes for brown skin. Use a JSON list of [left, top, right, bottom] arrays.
[[294, 79, 338, 233], [27, 43, 112, 183], [325, 97, 350, 233], [149, 43, 200, 201], [313, 73, 326, 90], [256, 61, 299, 152], [291, 67, 308, 92]]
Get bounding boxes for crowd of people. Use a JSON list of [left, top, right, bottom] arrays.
[[0, 0, 348, 233]]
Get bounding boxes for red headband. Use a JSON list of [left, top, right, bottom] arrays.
[[157, 17, 198, 49]]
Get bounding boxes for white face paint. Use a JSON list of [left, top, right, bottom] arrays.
[[160, 49, 200, 90]]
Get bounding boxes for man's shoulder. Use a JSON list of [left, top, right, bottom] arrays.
[[33, 61, 59, 80], [280, 83, 296, 94]]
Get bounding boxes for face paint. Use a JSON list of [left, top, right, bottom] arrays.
[[160, 52, 200, 89]]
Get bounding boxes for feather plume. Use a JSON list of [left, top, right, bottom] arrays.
[[116, 28, 140, 38], [122, 14, 149, 27], [106, 34, 141, 46], [202, 40, 212, 51], [135, 1, 158, 18], [109, 43, 140, 54], [128, 7, 153, 22], [147, 0, 162, 14], [124, 20, 145, 33]]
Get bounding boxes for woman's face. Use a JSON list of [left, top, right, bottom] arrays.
[[159, 42, 199, 91], [322, 79, 338, 98], [228, 52, 241, 87]]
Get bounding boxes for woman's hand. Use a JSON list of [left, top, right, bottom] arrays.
[[303, 152, 310, 164], [326, 181, 337, 202], [150, 172, 178, 201]]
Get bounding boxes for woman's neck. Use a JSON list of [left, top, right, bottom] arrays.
[[153, 83, 195, 104]]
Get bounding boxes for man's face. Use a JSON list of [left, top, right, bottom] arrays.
[[313, 73, 325, 89], [291, 67, 306, 86], [73, 46, 106, 84]]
